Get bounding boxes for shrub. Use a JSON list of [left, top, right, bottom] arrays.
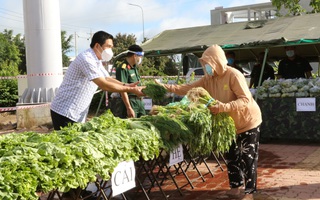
[[0, 62, 19, 107]]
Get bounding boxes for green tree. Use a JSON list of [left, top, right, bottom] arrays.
[[112, 33, 173, 76], [2, 29, 26, 74], [0, 62, 19, 107], [0, 31, 21, 68], [61, 30, 73, 67], [113, 33, 137, 56], [309, 0, 320, 12], [0, 32, 21, 107], [163, 56, 179, 75], [272, 0, 320, 15]]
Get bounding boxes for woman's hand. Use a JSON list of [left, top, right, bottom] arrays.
[[154, 79, 164, 87], [208, 101, 222, 114]]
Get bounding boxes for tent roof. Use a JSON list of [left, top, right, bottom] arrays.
[[141, 13, 320, 62]]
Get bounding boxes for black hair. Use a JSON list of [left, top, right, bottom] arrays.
[[127, 44, 143, 56], [90, 31, 114, 48], [226, 51, 236, 57]]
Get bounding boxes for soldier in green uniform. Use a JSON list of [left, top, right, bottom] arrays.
[[115, 45, 146, 118]]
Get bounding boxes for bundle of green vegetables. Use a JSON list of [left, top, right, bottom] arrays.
[[148, 97, 214, 156], [186, 87, 236, 154], [141, 82, 167, 101], [131, 114, 193, 152]]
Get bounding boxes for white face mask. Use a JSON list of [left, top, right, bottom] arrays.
[[136, 57, 143, 65], [286, 50, 295, 58], [100, 46, 114, 62]]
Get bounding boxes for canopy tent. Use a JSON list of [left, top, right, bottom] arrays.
[[141, 13, 320, 62]]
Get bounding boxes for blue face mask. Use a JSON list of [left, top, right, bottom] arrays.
[[204, 64, 214, 76], [286, 50, 295, 57], [227, 58, 234, 65]]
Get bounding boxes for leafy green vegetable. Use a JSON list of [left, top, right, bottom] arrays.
[[0, 110, 161, 199], [0, 93, 235, 200], [186, 87, 236, 154], [142, 82, 167, 101], [131, 114, 193, 152]]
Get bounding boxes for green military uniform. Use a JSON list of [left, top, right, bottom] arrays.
[[115, 60, 146, 118]]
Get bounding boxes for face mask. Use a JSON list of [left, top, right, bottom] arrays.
[[286, 50, 295, 58], [227, 58, 234, 65], [100, 46, 114, 62], [204, 64, 214, 76], [136, 57, 142, 65]]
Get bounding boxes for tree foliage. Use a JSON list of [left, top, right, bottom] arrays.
[[0, 30, 22, 107], [113, 33, 137, 56], [309, 0, 320, 13], [2, 29, 26, 74], [0, 62, 19, 107], [112, 33, 177, 76], [0, 31, 21, 68], [61, 30, 73, 67], [271, 0, 320, 15]]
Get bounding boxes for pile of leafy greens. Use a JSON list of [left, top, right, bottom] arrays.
[[147, 93, 235, 156], [186, 87, 236, 154], [0, 91, 236, 199], [0, 110, 160, 200]]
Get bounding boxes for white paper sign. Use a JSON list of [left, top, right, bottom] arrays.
[[143, 98, 153, 110], [111, 160, 136, 196], [296, 98, 316, 112], [169, 144, 184, 166]]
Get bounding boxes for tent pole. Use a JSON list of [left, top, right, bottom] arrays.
[[313, 44, 320, 77], [255, 48, 269, 101], [172, 54, 184, 103], [258, 48, 269, 88], [318, 56, 320, 77]]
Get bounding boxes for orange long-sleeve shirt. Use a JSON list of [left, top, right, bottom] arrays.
[[163, 45, 262, 134]]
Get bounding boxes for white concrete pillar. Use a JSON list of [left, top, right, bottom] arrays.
[[21, 0, 63, 104]]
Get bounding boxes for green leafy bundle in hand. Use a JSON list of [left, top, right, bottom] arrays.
[[142, 83, 167, 101], [149, 100, 214, 156], [187, 87, 217, 107], [186, 87, 236, 153]]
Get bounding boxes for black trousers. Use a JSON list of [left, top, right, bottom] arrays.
[[225, 125, 261, 194], [50, 110, 75, 130]]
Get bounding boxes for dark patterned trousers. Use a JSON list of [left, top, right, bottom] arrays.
[[225, 125, 261, 194]]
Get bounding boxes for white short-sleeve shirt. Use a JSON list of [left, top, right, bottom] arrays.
[[51, 48, 109, 122]]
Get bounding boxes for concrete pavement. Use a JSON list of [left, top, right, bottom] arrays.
[[131, 143, 320, 200]]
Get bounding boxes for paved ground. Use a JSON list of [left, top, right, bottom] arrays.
[[128, 142, 320, 200]]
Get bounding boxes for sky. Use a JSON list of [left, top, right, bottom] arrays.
[[0, 0, 271, 57]]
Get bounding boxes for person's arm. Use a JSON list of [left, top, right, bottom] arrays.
[[238, 65, 244, 74], [249, 66, 256, 88], [305, 71, 312, 78], [249, 78, 254, 88], [268, 65, 275, 79], [210, 72, 251, 114], [120, 92, 135, 118], [277, 60, 285, 79], [303, 58, 313, 78], [155, 78, 204, 96], [92, 77, 144, 96]]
